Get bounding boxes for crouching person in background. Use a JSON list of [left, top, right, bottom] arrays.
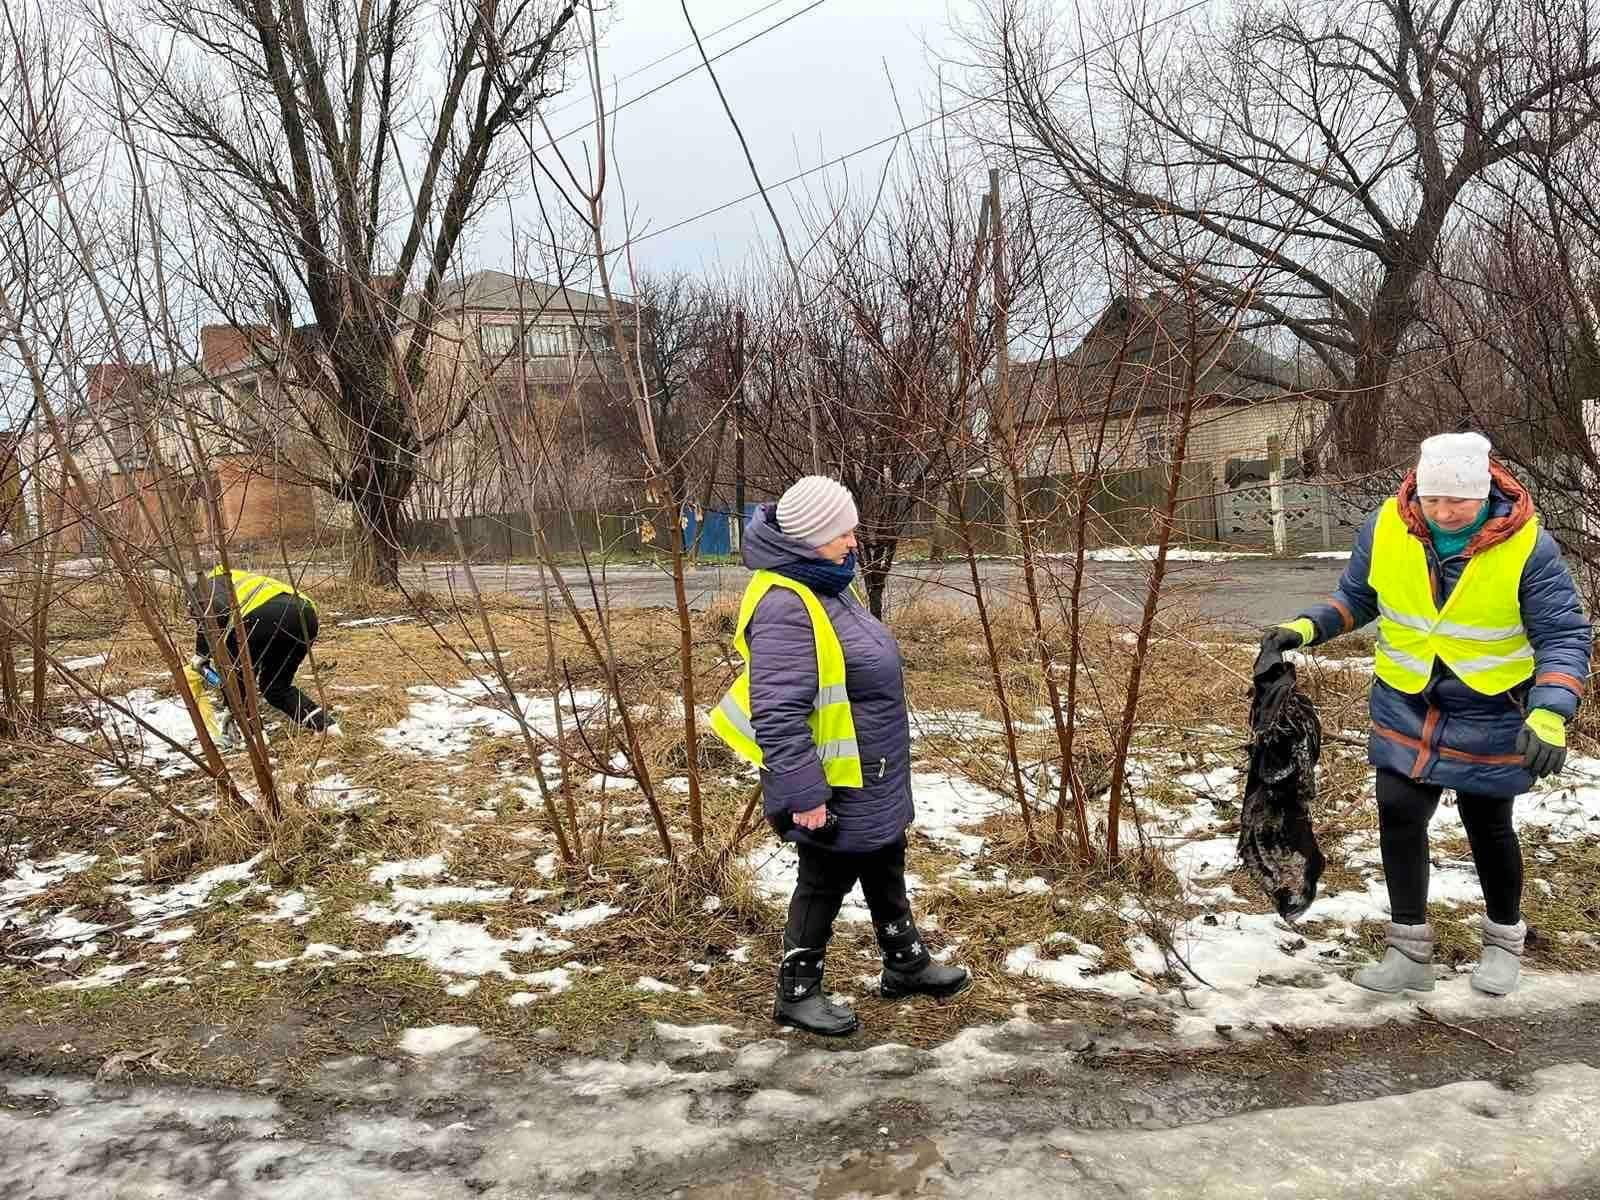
[[710, 476, 970, 1037], [188, 565, 332, 736]]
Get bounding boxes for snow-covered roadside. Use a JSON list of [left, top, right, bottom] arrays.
[[4, 1031, 1597, 1198]]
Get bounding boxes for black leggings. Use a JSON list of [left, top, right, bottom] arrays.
[[223, 596, 325, 729], [1376, 769, 1522, 926], [784, 837, 912, 950]]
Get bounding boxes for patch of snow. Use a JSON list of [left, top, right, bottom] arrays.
[[375, 680, 604, 759], [77, 689, 208, 784], [389, 884, 513, 906], [368, 855, 447, 884], [252, 892, 316, 925], [338, 616, 414, 629], [1081, 545, 1264, 563], [654, 1022, 736, 1055], [1300, 550, 1353, 559], [910, 771, 1009, 857], [397, 1025, 479, 1055], [119, 853, 265, 937], [635, 976, 680, 993], [445, 980, 479, 997], [305, 774, 377, 811], [50, 962, 145, 990], [1006, 943, 1148, 999], [356, 901, 572, 981], [60, 653, 109, 671], [148, 924, 196, 944], [546, 903, 618, 932]]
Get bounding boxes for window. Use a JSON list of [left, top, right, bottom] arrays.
[[479, 322, 573, 359], [1142, 429, 1169, 465]]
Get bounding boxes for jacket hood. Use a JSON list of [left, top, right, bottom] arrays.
[[1396, 460, 1534, 555], [742, 503, 824, 572]]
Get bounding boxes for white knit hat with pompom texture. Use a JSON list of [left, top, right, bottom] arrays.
[[776, 476, 859, 548]]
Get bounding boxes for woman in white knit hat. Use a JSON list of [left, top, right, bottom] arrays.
[[709, 476, 969, 1035], [1256, 433, 1591, 996]]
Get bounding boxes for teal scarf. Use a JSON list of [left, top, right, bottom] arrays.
[[1427, 502, 1490, 559]]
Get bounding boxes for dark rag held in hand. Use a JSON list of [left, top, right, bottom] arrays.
[[1238, 658, 1326, 920]]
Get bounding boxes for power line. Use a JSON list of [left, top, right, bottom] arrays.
[[546, 0, 1212, 255], [541, 0, 803, 125], [537, 0, 830, 157]]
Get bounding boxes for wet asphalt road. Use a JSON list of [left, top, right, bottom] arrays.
[[399, 556, 1350, 630]]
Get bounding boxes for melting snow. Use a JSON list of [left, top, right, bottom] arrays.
[[397, 1025, 479, 1055], [376, 680, 605, 758], [76, 689, 205, 784], [546, 903, 618, 932], [369, 855, 447, 884]]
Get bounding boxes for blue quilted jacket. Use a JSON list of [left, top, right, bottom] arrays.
[[1298, 465, 1591, 796], [742, 505, 913, 852]]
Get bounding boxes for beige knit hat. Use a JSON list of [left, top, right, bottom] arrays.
[[1416, 432, 1492, 499], [776, 476, 859, 548]]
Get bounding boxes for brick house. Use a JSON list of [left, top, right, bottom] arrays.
[[16, 363, 198, 556], [1009, 295, 1327, 485]]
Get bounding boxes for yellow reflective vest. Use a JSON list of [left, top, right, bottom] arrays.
[[708, 571, 864, 788], [1370, 499, 1538, 695], [208, 566, 308, 618]]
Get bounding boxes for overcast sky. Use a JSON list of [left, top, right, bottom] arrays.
[[470, 0, 973, 281]]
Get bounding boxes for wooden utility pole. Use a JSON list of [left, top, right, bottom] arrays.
[[990, 168, 1019, 552], [733, 307, 747, 552]]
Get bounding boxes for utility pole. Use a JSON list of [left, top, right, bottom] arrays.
[[733, 307, 747, 553], [1267, 433, 1287, 557], [990, 168, 1019, 553]]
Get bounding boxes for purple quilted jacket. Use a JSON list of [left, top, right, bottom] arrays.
[[743, 505, 914, 853]]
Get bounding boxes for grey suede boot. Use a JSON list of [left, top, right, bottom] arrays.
[[773, 945, 859, 1037], [1470, 917, 1526, 996], [1353, 922, 1435, 994], [877, 917, 971, 1000]]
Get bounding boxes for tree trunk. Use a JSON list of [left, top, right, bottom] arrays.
[[351, 483, 404, 587], [862, 540, 896, 618]]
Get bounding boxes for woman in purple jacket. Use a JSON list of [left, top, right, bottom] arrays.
[[727, 477, 969, 1036]]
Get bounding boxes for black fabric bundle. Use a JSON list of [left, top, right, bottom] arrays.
[[1238, 659, 1326, 920]]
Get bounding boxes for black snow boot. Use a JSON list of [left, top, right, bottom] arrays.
[[773, 945, 859, 1037], [877, 917, 971, 1000]]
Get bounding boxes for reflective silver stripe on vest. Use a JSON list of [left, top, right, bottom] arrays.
[[1380, 602, 1525, 642], [1451, 647, 1535, 673], [816, 683, 850, 708], [816, 738, 859, 763], [1378, 603, 1433, 633], [1432, 618, 1526, 642], [1376, 636, 1432, 676], [714, 693, 757, 742], [234, 577, 270, 612]]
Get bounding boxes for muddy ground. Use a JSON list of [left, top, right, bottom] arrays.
[[4, 1002, 1600, 1198]]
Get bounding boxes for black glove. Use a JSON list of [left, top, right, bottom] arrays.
[[1253, 626, 1304, 678], [766, 808, 840, 841]]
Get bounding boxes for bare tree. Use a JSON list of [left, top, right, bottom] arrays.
[[965, 0, 1600, 469], [96, 0, 583, 585], [750, 159, 1007, 617]]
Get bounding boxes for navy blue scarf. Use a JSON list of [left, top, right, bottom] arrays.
[[770, 551, 857, 598]]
